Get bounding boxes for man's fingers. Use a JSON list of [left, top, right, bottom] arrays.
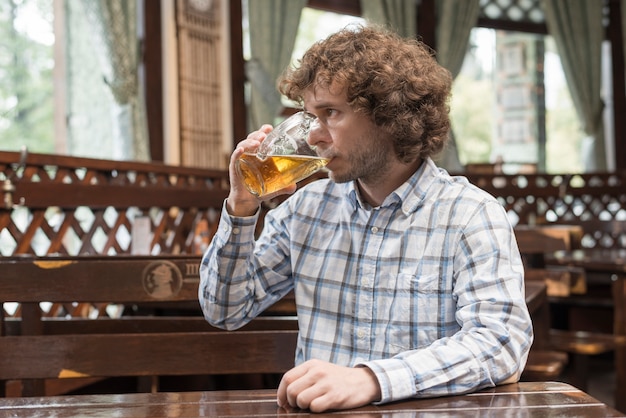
[[276, 363, 310, 407], [285, 373, 328, 410], [278, 362, 381, 412]]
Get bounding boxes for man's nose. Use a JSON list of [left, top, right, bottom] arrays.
[[307, 119, 328, 147]]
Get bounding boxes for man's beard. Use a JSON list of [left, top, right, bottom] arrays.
[[328, 131, 395, 185]]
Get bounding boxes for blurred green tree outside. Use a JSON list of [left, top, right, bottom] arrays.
[[450, 74, 493, 165], [0, 0, 54, 153]]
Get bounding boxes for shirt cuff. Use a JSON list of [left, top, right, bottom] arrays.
[[215, 200, 259, 243], [360, 358, 416, 404]]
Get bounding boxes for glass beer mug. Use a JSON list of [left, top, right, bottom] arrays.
[[236, 111, 329, 197]]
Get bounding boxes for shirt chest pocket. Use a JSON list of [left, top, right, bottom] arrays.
[[383, 273, 452, 352]]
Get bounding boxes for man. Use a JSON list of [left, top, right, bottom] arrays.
[[199, 24, 532, 413]]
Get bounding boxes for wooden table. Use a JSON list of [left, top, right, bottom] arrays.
[[525, 280, 550, 347], [546, 248, 626, 412], [525, 280, 547, 313], [0, 382, 622, 417], [547, 249, 626, 276]]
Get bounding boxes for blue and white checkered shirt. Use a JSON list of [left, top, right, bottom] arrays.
[[199, 158, 533, 403]]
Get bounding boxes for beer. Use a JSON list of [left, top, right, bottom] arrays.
[[237, 152, 329, 197]]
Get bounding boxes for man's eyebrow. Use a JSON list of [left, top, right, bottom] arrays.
[[307, 102, 340, 110]]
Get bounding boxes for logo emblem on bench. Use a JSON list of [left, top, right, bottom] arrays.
[[142, 260, 183, 299]]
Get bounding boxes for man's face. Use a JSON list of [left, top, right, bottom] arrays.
[[303, 84, 395, 184]]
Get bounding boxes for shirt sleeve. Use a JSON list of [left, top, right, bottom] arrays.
[[198, 200, 293, 330], [361, 200, 533, 403]]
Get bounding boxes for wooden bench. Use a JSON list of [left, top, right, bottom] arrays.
[[0, 255, 299, 397], [522, 350, 569, 380], [3, 152, 624, 396], [515, 225, 625, 388], [551, 220, 626, 332], [515, 224, 587, 296], [547, 329, 626, 391]]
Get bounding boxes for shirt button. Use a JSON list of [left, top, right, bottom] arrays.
[[371, 226, 379, 233], [362, 278, 370, 286], [232, 227, 241, 235], [357, 329, 365, 338]]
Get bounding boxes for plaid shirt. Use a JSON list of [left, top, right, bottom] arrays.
[[199, 158, 533, 403]]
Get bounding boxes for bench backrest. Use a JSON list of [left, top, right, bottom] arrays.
[[0, 255, 298, 397]]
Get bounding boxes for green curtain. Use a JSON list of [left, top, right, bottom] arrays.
[[360, 0, 417, 37], [542, 0, 606, 171], [433, 0, 480, 172], [436, 0, 480, 78], [247, 0, 306, 130], [81, 0, 149, 161]]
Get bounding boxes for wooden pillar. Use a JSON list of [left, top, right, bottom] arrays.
[[230, 0, 247, 148], [143, 0, 164, 162], [417, 0, 436, 50], [608, 0, 625, 172]]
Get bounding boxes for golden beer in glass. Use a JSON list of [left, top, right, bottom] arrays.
[[236, 112, 328, 197]]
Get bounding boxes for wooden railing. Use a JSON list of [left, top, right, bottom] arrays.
[[1, 149, 624, 268], [467, 171, 626, 226], [468, 172, 626, 249], [0, 150, 229, 256], [3, 151, 624, 258]]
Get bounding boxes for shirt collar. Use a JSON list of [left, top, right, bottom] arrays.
[[345, 158, 443, 215], [397, 157, 441, 215]]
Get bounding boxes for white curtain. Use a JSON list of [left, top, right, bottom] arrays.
[[435, 0, 481, 79], [542, 0, 606, 171], [247, 0, 306, 130], [81, 0, 149, 161], [434, 0, 481, 172]]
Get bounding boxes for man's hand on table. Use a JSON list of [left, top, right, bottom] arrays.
[[276, 359, 382, 413]]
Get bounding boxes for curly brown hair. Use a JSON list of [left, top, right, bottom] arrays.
[[278, 24, 453, 163]]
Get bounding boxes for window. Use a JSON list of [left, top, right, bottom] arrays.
[[292, 8, 364, 62], [0, 0, 144, 161], [242, 5, 363, 63], [0, 0, 54, 154], [451, 28, 586, 173], [466, 0, 618, 173]]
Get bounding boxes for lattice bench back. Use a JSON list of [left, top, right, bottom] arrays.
[[464, 171, 626, 248], [1, 151, 229, 257]]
